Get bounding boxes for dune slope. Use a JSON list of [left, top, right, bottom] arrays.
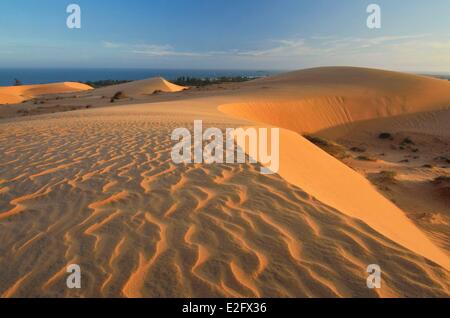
[[222, 67, 450, 136], [87, 77, 186, 99], [0, 82, 92, 105], [219, 67, 450, 270]]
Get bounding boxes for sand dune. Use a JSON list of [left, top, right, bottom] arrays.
[[219, 67, 450, 270], [0, 67, 449, 297], [85, 77, 186, 99], [1, 106, 449, 297], [221, 67, 450, 136], [0, 82, 92, 105]]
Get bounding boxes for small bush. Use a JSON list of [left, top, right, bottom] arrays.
[[377, 171, 398, 183], [400, 137, 415, 145], [434, 156, 450, 164], [356, 155, 377, 162], [350, 146, 366, 153], [110, 91, 127, 103], [304, 135, 348, 159], [378, 133, 392, 140]]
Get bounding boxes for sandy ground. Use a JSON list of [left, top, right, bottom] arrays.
[[0, 67, 449, 297], [325, 111, 450, 251]]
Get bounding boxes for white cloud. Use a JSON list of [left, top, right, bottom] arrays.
[[100, 34, 450, 72], [102, 41, 207, 57]]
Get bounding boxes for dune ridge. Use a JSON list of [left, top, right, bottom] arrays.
[[85, 77, 186, 99], [0, 82, 92, 105], [220, 67, 450, 136]]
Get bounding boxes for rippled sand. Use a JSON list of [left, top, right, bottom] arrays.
[[1, 67, 449, 297]]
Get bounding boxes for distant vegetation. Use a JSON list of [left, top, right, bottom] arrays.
[[81, 76, 259, 89], [423, 74, 450, 81], [84, 80, 132, 88], [172, 76, 257, 87]]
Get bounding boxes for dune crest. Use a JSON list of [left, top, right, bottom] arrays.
[[87, 77, 186, 99], [273, 128, 449, 269], [221, 67, 450, 137], [0, 82, 92, 104]]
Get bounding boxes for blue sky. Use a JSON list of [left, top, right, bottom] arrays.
[[1, 0, 450, 72]]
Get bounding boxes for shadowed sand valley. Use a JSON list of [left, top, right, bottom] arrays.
[[0, 67, 449, 297]]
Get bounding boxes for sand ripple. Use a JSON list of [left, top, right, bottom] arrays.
[[0, 110, 449, 297]]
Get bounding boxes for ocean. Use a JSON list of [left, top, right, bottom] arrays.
[[0, 68, 277, 86]]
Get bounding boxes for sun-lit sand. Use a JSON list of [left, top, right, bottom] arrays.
[[0, 67, 449, 297], [0, 82, 92, 105], [84, 77, 187, 99]]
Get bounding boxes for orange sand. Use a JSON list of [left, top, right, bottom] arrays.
[[0, 82, 92, 104], [0, 67, 449, 297]]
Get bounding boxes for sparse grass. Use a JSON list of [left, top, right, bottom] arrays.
[[152, 89, 163, 95], [304, 135, 348, 159], [356, 155, 377, 162], [400, 137, 415, 146], [17, 109, 30, 115], [368, 170, 398, 191], [434, 156, 450, 164], [377, 171, 398, 183], [350, 146, 366, 153]]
